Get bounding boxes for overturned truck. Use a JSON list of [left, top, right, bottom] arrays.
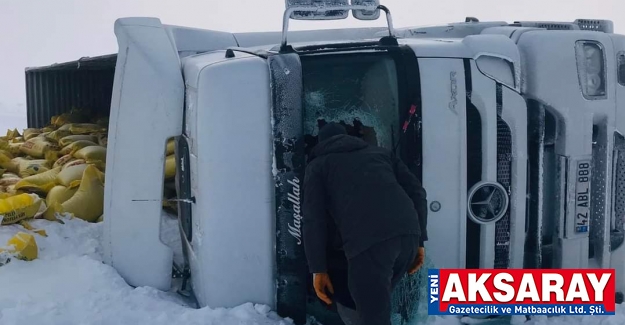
[[24, 1, 625, 324]]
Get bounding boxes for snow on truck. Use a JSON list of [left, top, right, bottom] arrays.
[[21, 0, 625, 323]]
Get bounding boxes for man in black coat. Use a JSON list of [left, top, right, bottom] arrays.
[[303, 123, 428, 325]]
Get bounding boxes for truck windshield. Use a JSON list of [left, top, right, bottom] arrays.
[[302, 53, 401, 155], [300, 51, 424, 324]]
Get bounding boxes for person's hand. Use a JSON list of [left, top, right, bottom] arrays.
[[313, 273, 334, 305], [408, 247, 425, 275]]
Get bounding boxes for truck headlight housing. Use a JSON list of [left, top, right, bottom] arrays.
[[576, 41, 606, 99]]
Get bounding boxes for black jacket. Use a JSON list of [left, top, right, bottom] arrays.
[[303, 134, 428, 273]]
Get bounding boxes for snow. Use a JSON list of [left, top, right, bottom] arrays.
[[159, 210, 184, 268], [0, 217, 288, 325], [0, 217, 623, 325]]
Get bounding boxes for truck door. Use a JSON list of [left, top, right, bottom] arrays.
[[103, 18, 184, 291], [268, 52, 308, 325]]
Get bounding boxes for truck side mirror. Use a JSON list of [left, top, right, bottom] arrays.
[[281, 0, 395, 51], [285, 0, 349, 20]]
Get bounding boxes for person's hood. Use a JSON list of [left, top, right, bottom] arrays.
[[308, 134, 368, 162]]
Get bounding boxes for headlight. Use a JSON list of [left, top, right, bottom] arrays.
[[576, 41, 606, 99]]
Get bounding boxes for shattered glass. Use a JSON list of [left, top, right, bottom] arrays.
[[390, 257, 432, 324], [302, 54, 400, 154]]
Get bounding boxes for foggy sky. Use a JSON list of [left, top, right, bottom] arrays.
[[0, 0, 621, 131]]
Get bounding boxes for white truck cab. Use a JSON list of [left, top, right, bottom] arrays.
[[23, 1, 625, 324]]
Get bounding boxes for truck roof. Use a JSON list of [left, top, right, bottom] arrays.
[[25, 16, 615, 72], [23, 16, 615, 127], [25, 22, 387, 72], [25, 54, 117, 72]]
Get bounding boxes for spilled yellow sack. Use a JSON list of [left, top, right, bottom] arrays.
[[46, 165, 104, 223], [165, 155, 176, 179], [42, 127, 54, 133], [23, 129, 41, 141], [74, 146, 106, 163], [162, 197, 178, 212], [6, 143, 22, 156], [50, 115, 64, 127], [13, 158, 50, 178], [19, 220, 47, 237], [2, 232, 38, 261], [0, 150, 13, 160], [20, 137, 60, 159], [63, 159, 85, 170], [0, 174, 14, 192], [45, 129, 72, 142], [0, 193, 44, 225], [53, 154, 76, 169], [0, 175, 21, 187], [97, 134, 107, 147], [14, 167, 61, 194], [0, 150, 16, 172], [1, 172, 19, 179], [46, 185, 78, 208], [51, 114, 67, 127], [51, 110, 87, 128], [0, 184, 17, 198], [59, 135, 98, 147], [1, 137, 21, 154], [56, 164, 87, 188], [92, 160, 106, 172], [44, 149, 62, 166], [166, 139, 175, 155], [69, 124, 106, 135], [0, 171, 21, 188], [5, 185, 16, 195], [61, 140, 98, 155], [6, 129, 21, 140]]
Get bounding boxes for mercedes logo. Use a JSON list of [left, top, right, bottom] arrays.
[[467, 181, 509, 224]]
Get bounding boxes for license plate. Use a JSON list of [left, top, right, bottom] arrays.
[[574, 160, 591, 233]]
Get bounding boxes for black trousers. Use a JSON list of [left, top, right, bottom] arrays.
[[347, 235, 418, 325]]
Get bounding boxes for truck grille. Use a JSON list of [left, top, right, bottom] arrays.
[[495, 117, 513, 269], [590, 125, 608, 259], [537, 23, 574, 30], [524, 101, 546, 268], [576, 19, 613, 33], [612, 134, 625, 251]]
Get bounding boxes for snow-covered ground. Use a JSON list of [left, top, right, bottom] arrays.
[[0, 218, 287, 325], [0, 217, 623, 325]]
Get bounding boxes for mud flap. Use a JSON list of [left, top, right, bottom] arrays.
[[268, 53, 307, 324]]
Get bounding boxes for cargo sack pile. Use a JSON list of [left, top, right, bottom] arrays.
[[0, 109, 179, 252]]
